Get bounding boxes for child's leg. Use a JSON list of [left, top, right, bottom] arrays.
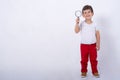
[[89, 43, 98, 74], [80, 44, 89, 73]]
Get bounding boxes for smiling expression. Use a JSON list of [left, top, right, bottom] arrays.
[[82, 9, 94, 20]]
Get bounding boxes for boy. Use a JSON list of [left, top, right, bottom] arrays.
[[74, 5, 100, 78]]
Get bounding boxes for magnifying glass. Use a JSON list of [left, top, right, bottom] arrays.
[[75, 10, 82, 18]]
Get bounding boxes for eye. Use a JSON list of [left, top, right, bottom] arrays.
[[84, 12, 87, 14], [88, 11, 91, 13]]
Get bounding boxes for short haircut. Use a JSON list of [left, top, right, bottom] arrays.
[[82, 5, 94, 13]]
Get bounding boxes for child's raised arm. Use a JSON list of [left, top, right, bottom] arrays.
[[75, 18, 80, 33]]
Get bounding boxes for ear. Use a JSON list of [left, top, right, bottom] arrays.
[[82, 13, 85, 17], [92, 12, 94, 16]]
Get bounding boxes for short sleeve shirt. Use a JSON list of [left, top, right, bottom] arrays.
[[79, 21, 99, 44]]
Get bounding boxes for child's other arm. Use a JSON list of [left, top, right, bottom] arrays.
[[96, 31, 100, 51], [74, 18, 80, 33]]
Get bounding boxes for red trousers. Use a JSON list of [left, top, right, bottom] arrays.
[[80, 43, 98, 74]]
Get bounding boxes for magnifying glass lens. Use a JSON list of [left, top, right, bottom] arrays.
[[75, 10, 82, 17]]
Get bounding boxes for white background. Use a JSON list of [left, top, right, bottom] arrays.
[[0, 0, 120, 80]]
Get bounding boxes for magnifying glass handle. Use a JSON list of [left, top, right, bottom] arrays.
[[76, 17, 80, 24]]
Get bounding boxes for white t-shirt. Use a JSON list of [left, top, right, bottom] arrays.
[[79, 21, 99, 44]]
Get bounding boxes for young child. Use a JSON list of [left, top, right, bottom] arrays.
[[74, 5, 100, 78]]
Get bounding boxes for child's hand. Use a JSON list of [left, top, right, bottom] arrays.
[[96, 44, 100, 51], [76, 17, 80, 24]]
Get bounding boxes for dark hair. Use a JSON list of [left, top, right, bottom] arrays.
[[82, 5, 94, 13]]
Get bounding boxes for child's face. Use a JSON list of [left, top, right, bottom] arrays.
[[82, 9, 94, 20]]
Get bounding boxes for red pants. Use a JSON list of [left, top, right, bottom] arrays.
[[80, 43, 98, 74]]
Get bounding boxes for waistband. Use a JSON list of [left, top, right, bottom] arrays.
[[81, 43, 96, 46]]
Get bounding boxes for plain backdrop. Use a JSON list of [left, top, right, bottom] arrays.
[[0, 0, 120, 80]]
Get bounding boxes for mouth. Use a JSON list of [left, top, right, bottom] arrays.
[[85, 16, 91, 18], [86, 15, 90, 17]]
